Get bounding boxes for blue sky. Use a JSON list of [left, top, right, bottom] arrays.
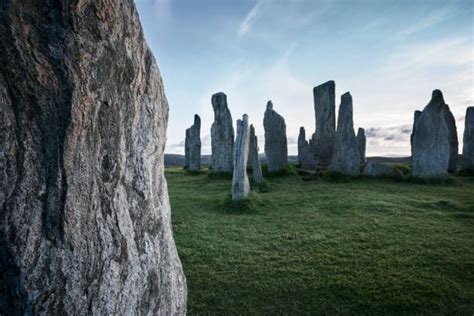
[[136, 0, 473, 156]]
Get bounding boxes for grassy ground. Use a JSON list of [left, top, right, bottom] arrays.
[[166, 168, 474, 315]]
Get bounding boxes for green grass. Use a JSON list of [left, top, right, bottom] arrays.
[[166, 167, 474, 315]]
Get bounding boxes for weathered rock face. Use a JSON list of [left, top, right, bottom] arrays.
[[442, 104, 458, 172], [410, 110, 422, 158], [249, 125, 264, 183], [364, 161, 398, 177], [462, 107, 474, 171], [185, 128, 191, 169], [263, 101, 288, 172], [189, 114, 201, 172], [298, 127, 317, 170], [0, 1, 186, 315], [329, 92, 361, 175], [411, 90, 450, 178], [211, 92, 234, 173], [232, 115, 250, 201], [313, 81, 336, 167], [356, 128, 366, 164]]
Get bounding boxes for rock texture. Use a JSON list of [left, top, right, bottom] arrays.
[[298, 127, 317, 170], [188, 114, 201, 172], [364, 161, 398, 177], [232, 115, 250, 201], [184, 128, 191, 169], [356, 128, 366, 164], [313, 81, 336, 167], [411, 90, 450, 178], [249, 125, 264, 183], [462, 107, 474, 171], [442, 104, 458, 172], [0, 1, 186, 314], [211, 92, 234, 173], [410, 110, 422, 158], [329, 93, 361, 175], [263, 101, 288, 172]]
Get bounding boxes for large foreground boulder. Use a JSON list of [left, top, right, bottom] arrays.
[[298, 127, 317, 170], [329, 93, 361, 175], [249, 125, 264, 183], [263, 101, 288, 172], [463, 107, 474, 171], [0, 1, 186, 314], [211, 92, 234, 173], [411, 90, 450, 178], [313, 81, 336, 167], [189, 114, 202, 172], [232, 115, 250, 201]]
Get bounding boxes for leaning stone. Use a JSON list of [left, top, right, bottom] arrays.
[[356, 128, 366, 163], [462, 107, 474, 171], [329, 92, 361, 175], [442, 104, 458, 172], [211, 92, 234, 173], [249, 125, 264, 183], [189, 114, 201, 172], [263, 101, 288, 172], [364, 161, 398, 177], [298, 127, 317, 170], [313, 81, 336, 167], [0, 1, 186, 314], [411, 90, 450, 178], [232, 114, 251, 201]]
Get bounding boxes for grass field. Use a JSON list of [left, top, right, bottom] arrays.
[[166, 168, 474, 315]]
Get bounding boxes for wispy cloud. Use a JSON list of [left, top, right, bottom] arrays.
[[238, 0, 264, 37], [397, 8, 452, 38]]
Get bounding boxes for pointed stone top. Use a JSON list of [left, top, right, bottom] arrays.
[[193, 114, 201, 126], [432, 89, 444, 102], [426, 89, 446, 111], [341, 92, 352, 104], [242, 114, 248, 122], [357, 127, 365, 135], [211, 92, 228, 111], [300, 126, 305, 133], [313, 80, 335, 92], [266, 100, 273, 111]]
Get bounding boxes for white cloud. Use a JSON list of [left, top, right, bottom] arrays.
[[397, 8, 452, 38], [238, 0, 264, 37]]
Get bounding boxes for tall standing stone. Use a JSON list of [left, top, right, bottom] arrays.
[[232, 115, 251, 201], [263, 101, 288, 172], [211, 92, 234, 173], [189, 114, 201, 172], [0, 1, 186, 314], [249, 125, 264, 183], [410, 110, 422, 158], [411, 90, 450, 178], [184, 128, 191, 169], [329, 92, 361, 175], [313, 81, 336, 167], [442, 105, 459, 172], [462, 107, 474, 171], [298, 127, 317, 170], [356, 128, 366, 163]]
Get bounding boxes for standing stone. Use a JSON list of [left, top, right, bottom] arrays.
[[0, 1, 187, 315], [356, 128, 366, 164], [249, 125, 264, 183], [462, 107, 474, 171], [232, 115, 251, 201], [313, 81, 336, 167], [412, 90, 450, 178], [189, 114, 201, 172], [263, 101, 288, 172], [442, 105, 458, 172], [410, 110, 422, 158], [329, 92, 361, 175], [184, 128, 191, 169], [211, 92, 234, 173], [298, 127, 317, 170]]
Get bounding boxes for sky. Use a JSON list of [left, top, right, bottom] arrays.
[[135, 0, 473, 157]]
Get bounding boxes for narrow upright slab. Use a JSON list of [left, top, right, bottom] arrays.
[[410, 110, 422, 158], [298, 127, 317, 170], [442, 104, 459, 172], [329, 92, 361, 175], [211, 92, 234, 173], [189, 114, 202, 172], [232, 115, 251, 201], [249, 125, 264, 183], [184, 128, 191, 169], [313, 81, 336, 167], [356, 128, 366, 163], [462, 107, 474, 171], [263, 101, 288, 172], [411, 90, 450, 178]]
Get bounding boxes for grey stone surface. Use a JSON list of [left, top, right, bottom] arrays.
[[329, 92, 361, 175], [185, 128, 191, 169], [263, 101, 288, 172], [211, 92, 234, 173], [410, 110, 422, 158], [442, 104, 458, 172], [313, 81, 336, 167], [0, 1, 187, 314], [232, 115, 251, 201], [249, 125, 264, 183], [189, 114, 202, 172], [364, 161, 397, 177], [411, 90, 450, 178], [356, 128, 366, 164], [298, 127, 317, 170], [462, 107, 474, 171]]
